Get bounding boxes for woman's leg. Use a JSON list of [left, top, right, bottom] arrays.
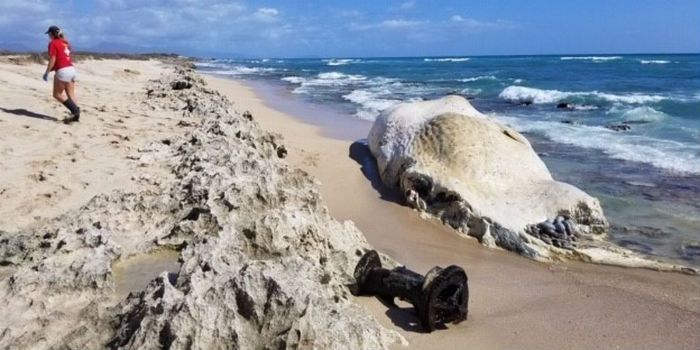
[[54, 77, 79, 121], [65, 79, 80, 120], [53, 76, 67, 103], [65, 80, 77, 103]]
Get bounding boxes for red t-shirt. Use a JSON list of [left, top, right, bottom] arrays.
[[48, 39, 72, 71]]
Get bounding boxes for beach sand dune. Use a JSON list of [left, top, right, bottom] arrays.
[[0, 59, 196, 231]]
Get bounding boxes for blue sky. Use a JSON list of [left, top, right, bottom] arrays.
[[1, 0, 698, 57]]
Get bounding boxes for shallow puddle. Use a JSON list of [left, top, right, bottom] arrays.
[[112, 249, 181, 299]]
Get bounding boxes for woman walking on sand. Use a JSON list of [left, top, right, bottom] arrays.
[[43, 25, 80, 123]]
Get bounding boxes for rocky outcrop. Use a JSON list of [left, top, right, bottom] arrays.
[[368, 95, 695, 273], [0, 67, 404, 349]]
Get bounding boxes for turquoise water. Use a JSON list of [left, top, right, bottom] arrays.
[[197, 54, 700, 265]]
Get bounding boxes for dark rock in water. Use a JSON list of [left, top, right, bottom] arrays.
[[618, 239, 654, 254], [171, 81, 192, 90], [612, 225, 670, 239], [678, 244, 700, 261], [641, 192, 658, 201], [520, 101, 533, 106], [557, 102, 574, 110], [606, 123, 631, 132], [624, 181, 656, 188], [561, 120, 580, 125]]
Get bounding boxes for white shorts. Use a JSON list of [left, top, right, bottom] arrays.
[[56, 66, 77, 83]]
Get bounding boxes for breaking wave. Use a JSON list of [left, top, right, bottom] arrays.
[[496, 115, 700, 174], [614, 106, 669, 123], [560, 56, 623, 62], [342, 90, 403, 121], [280, 72, 371, 93], [424, 57, 470, 62], [204, 66, 280, 75], [459, 75, 497, 82], [499, 85, 667, 105], [640, 60, 670, 64], [324, 58, 362, 66]]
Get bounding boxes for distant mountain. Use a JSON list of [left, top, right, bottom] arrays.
[[0, 41, 40, 53]]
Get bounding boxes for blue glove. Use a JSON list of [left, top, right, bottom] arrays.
[[42, 72, 49, 81]]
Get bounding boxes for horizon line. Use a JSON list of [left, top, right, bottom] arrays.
[[2, 48, 698, 60]]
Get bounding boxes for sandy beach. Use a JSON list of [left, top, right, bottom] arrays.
[[0, 57, 698, 349], [0, 57, 198, 231], [203, 75, 700, 349]]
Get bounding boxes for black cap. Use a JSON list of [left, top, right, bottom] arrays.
[[45, 25, 60, 35]]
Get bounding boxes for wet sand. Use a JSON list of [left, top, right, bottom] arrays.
[[204, 75, 700, 350]]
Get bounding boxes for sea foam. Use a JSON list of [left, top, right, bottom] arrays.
[[640, 60, 670, 64], [499, 86, 667, 105], [281, 72, 369, 93], [496, 115, 700, 174], [206, 66, 279, 75], [342, 89, 402, 121], [459, 75, 497, 82], [560, 56, 623, 62], [324, 58, 361, 66], [424, 57, 470, 62], [616, 106, 669, 123]]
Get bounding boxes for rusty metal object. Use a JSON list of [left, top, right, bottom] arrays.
[[353, 250, 468, 332]]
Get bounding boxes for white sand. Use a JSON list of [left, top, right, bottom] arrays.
[[0, 58, 199, 230]]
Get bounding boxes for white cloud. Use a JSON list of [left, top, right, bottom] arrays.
[[400, 1, 416, 10], [256, 7, 279, 17], [449, 15, 515, 29], [352, 19, 427, 31], [379, 19, 424, 28], [0, 1, 518, 56]]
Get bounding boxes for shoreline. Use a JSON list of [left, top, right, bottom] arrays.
[[203, 73, 700, 349], [209, 73, 700, 268]]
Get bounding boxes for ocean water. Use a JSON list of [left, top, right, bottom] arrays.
[[196, 54, 700, 266]]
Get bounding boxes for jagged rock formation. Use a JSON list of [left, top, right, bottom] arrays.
[[368, 95, 695, 274], [0, 67, 404, 349]]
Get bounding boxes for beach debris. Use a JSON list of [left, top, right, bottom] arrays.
[[242, 110, 253, 121], [367, 96, 696, 273], [353, 250, 468, 332]]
